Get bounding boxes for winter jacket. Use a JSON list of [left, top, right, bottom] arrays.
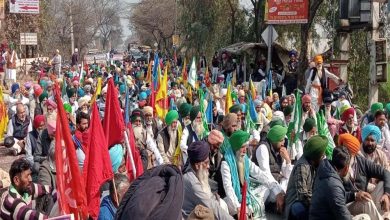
[[309, 159, 352, 220], [343, 155, 390, 203]]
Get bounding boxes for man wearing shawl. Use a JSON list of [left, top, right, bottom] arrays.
[[285, 135, 328, 220], [342, 125, 390, 219], [339, 107, 362, 142], [157, 110, 181, 164], [221, 130, 284, 219], [182, 141, 233, 220], [255, 125, 293, 192], [305, 55, 341, 111], [181, 106, 205, 164]]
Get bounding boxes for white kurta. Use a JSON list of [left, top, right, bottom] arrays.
[[221, 160, 283, 219]]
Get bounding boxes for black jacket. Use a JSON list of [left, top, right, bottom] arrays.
[[343, 155, 390, 203], [116, 165, 183, 220], [309, 159, 352, 220]]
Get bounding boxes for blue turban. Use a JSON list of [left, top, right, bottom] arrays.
[[145, 89, 151, 96], [139, 92, 147, 100], [77, 88, 85, 97], [109, 144, 124, 173], [11, 83, 19, 94], [119, 84, 126, 94], [362, 125, 382, 143]]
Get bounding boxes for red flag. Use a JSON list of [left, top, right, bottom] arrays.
[[54, 84, 88, 220], [125, 123, 144, 181], [103, 78, 125, 148], [239, 182, 247, 220], [83, 103, 114, 218]]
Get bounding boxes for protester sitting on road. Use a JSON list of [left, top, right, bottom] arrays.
[[6, 103, 32, 156], [98, 173, 130, 220], [0, 158, 57, 219]]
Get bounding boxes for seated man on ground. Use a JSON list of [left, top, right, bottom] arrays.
[[310, 146, 370, 220], [0, 158, 57, 219], [284, 135, 327, 220], [221, 130, 284, 219], [182, 141, 233, 219]]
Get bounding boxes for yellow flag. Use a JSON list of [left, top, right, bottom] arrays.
[[250, 79, 256, 99], [187, 85, 193, 104], [0, 86, 7, 140], [173, 123, 183, 167], [225, 83, 233, 115], [155, 66, 168, 119], [91, 77, 102, 104], [145, 61, 152, 84]]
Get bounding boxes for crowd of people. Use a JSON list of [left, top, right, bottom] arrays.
[[0, 49, 389, 220]]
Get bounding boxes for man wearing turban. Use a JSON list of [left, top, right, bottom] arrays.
[[221, 130, 284, 218], [132, 109, 162, 169], [181, 106, 205, 165], [339, 107, 362, 142], [25, 115, 46, 176], [255, 125, 293, 192], [182, 141, 233, 220], [221, 113, 238, 138], [305, 55, 342, 111], [285, 135, 328, 220], [369, 110, 390, 161], [342, 124, 390, 219], [157, 110, 181, 164]]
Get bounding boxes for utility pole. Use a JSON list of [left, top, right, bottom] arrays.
[[368, 1, 380, 106]]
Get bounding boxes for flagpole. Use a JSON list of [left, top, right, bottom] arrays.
[[124, 129, 137, 179]]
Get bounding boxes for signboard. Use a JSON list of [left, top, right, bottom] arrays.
[[112, 54, 123, 62], [0, 0, 5, 19], [84, 53, 107, 64], [266, 0, 308, 24], [261, 25, 278, 47], [9, 0, 39, 14], [20, 33, 37, 45]]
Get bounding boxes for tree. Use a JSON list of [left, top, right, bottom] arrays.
[[129, 0, 176, 53]]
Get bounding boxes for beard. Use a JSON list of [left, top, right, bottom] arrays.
[[236, 120, 242, 130], [145, 119, 153, 126], [363, 144, 376, 155], [133, 126, 145, 147], [168, 125, 177, 139], [196, 166, 212, 197], [192, 121, 205, 137], [236, 151, 245, 185], [184, 119, 191, 126]]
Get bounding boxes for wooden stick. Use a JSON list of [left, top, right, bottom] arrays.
[[112, 178, 119, 207]]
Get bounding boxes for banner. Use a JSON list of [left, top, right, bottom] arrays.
[[266, 0, 308, 24]]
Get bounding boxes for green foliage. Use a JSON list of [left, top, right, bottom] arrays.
[[348, 31, 369, 110]]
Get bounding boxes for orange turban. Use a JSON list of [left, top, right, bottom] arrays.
[[338, 133, 360, 155], [314, 55, 323, 64]]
